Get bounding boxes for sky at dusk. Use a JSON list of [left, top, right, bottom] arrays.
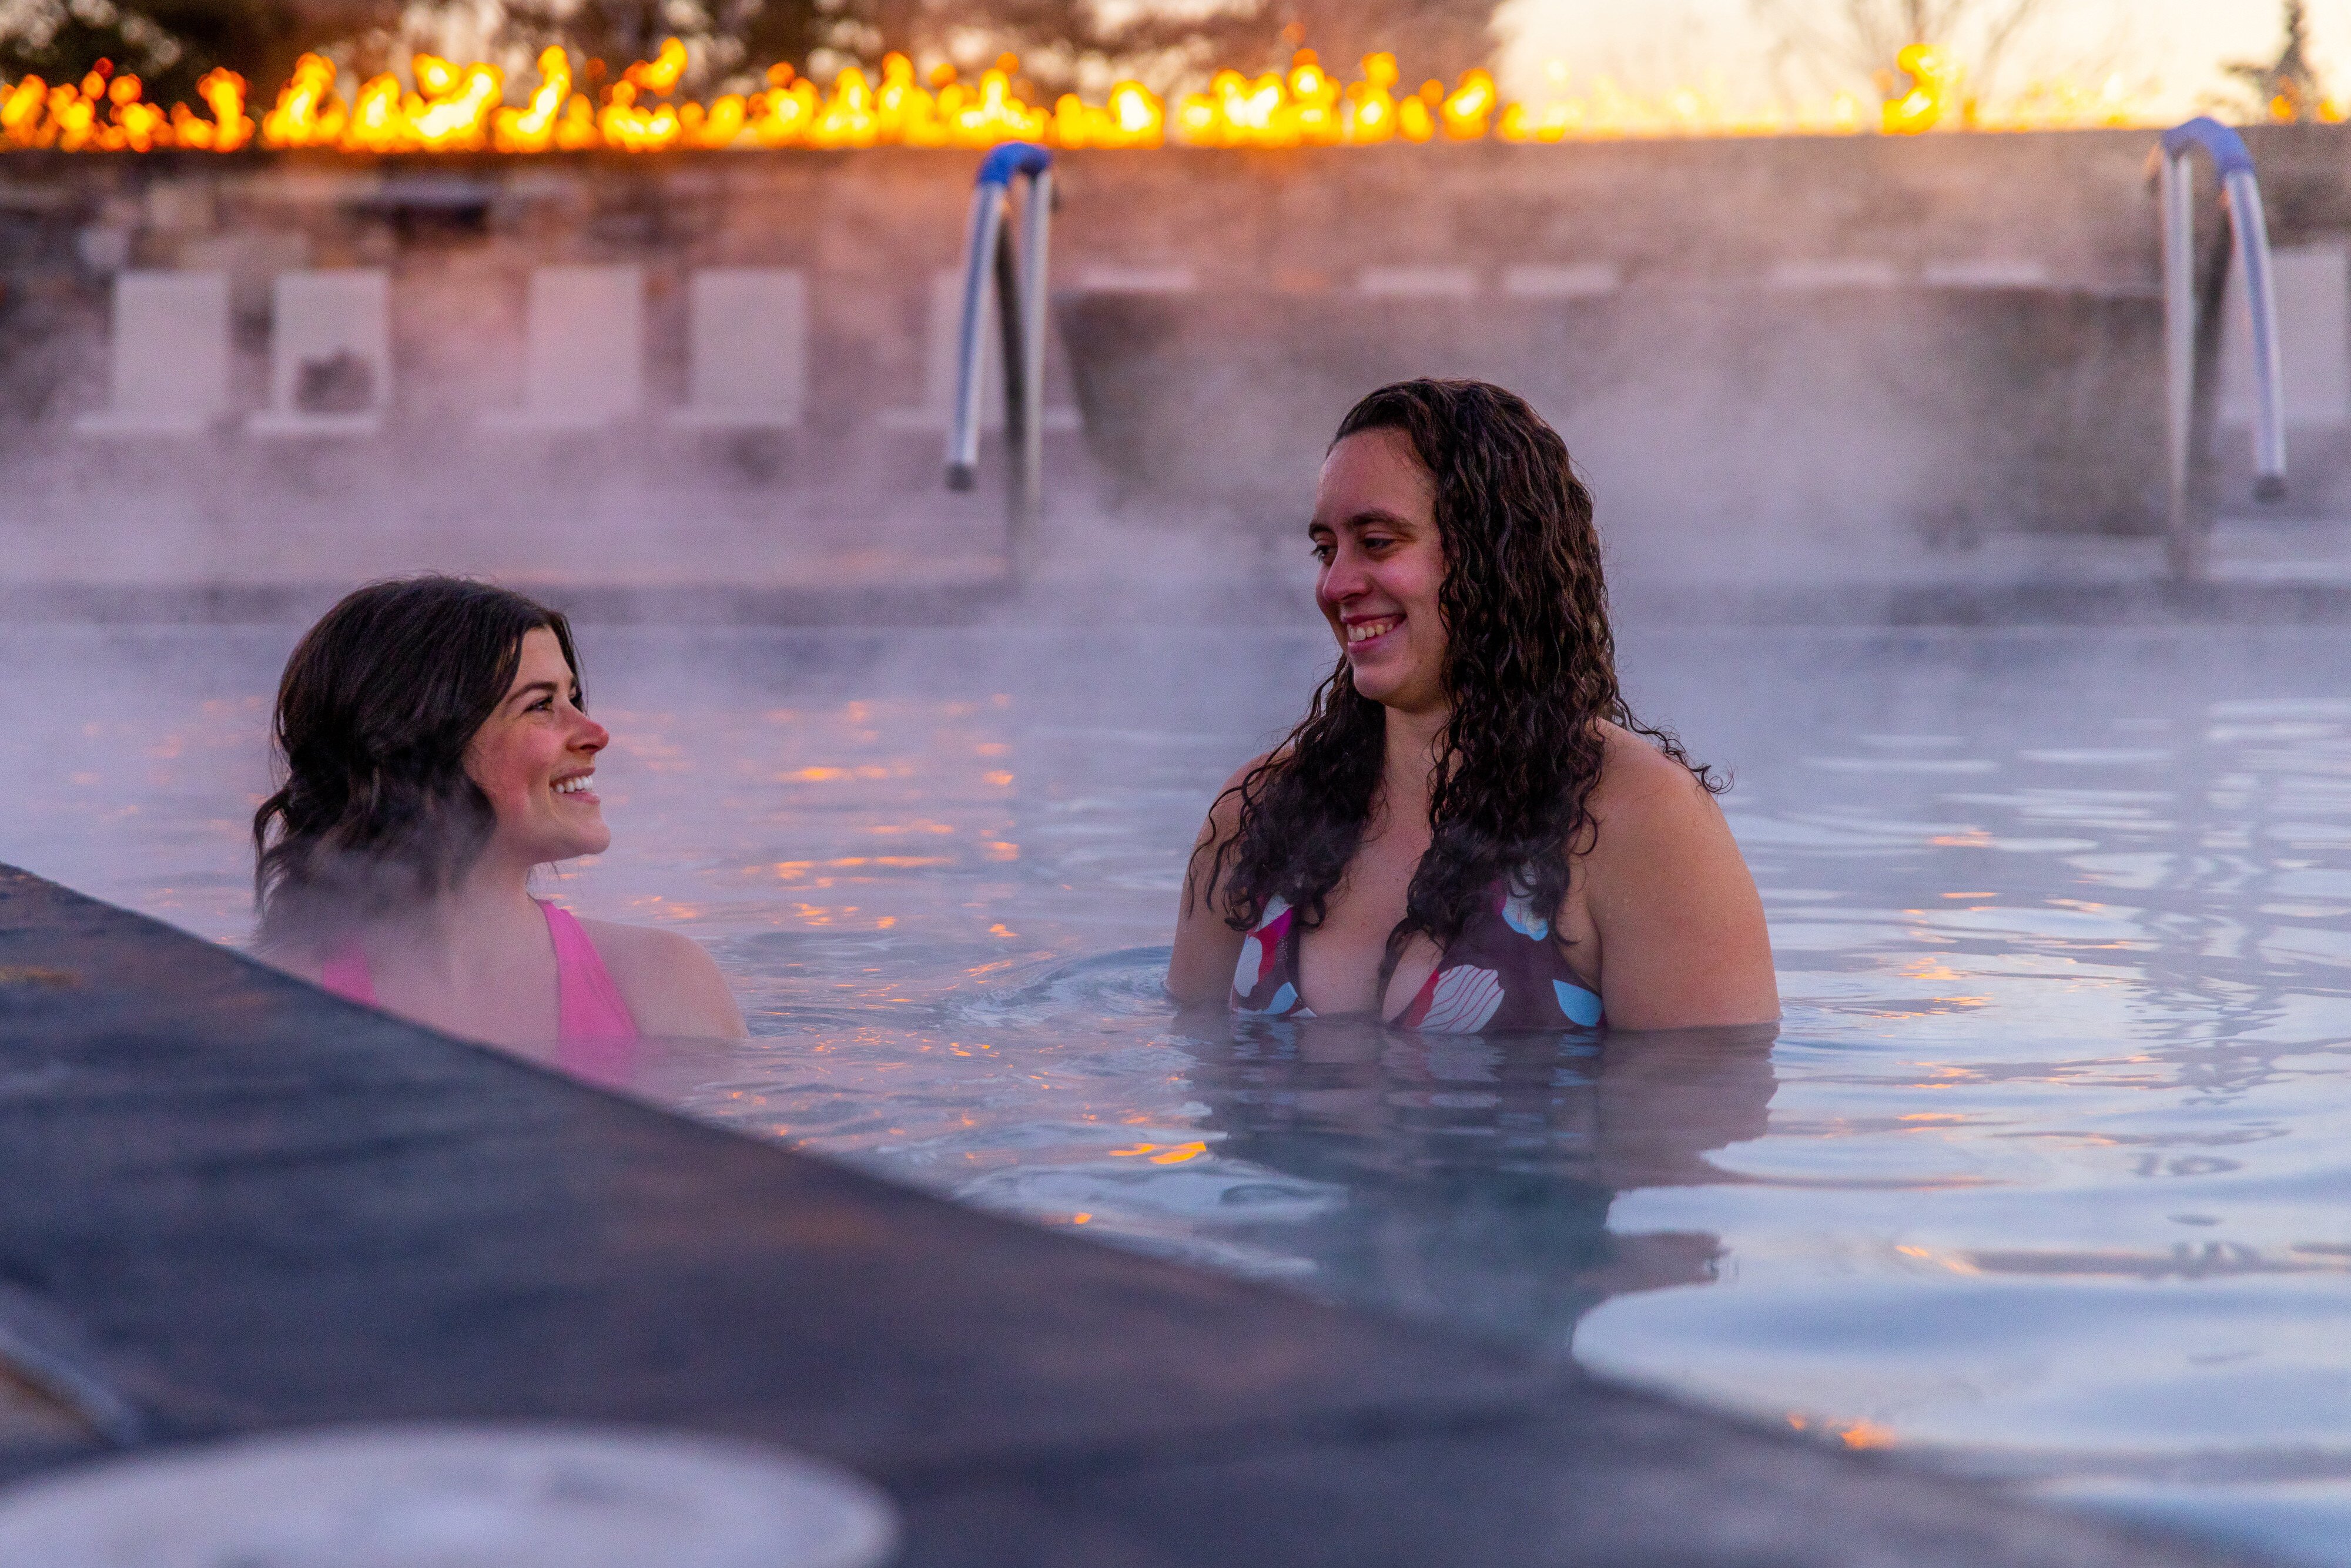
[[1491, 0, 2340, 119]]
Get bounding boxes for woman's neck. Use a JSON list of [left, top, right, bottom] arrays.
[[369, 857, 542, 973], [1377, 702, 1449, 827]]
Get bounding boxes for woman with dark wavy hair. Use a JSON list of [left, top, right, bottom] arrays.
[[254, 576, 744, 1053], [1170, 380, 1776, 1032]]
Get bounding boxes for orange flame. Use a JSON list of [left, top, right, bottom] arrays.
[[490, 47, 577, 152], [262, 52, 343, 146], [1881, 43, 1959, 135], [625, 37, 689, 96], [0, 40, 2160, 154], [165, 69, 251, 150]]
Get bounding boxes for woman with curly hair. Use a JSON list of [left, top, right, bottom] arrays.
[[253, 576, 745, 1055], [1170, 379, 1776, 1033]]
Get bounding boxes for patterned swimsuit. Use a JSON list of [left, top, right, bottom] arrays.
[[1231, 872, 1606, 1033]]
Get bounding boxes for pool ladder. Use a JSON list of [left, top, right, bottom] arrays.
[[946, 142, 1053, 584], [2155, 117, 2288, 581]]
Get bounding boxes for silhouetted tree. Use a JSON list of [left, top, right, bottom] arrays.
[[40, 0, 1494, 104], [1749, 0, 2047, 102], [1266, 0, 1496, 85], [2224, 0, 2327, 122], [820, 0, 1495, 95], [0, 0, 393, 100], [517, 0, 828, 82]]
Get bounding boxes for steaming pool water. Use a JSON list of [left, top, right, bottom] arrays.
[[12, 617, 2351, 1562]]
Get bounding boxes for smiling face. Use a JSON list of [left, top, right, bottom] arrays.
[[463, 626, 611, 869], [1311, 427, 1448, 715]]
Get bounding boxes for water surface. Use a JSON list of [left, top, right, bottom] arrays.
[[10, 621, 2351, 1563]]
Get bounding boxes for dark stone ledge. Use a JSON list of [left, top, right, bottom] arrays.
[[0, 864, 2267, 1564]]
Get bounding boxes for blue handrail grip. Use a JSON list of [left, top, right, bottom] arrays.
[[976, 141, 1052, 188], [2159, 116, 2255, 177]]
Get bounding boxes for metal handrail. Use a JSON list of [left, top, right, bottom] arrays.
[[2155, 116, 2286, 579], [946, 141, 1053, 580]]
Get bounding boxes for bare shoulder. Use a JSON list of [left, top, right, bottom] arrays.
[[573, 916, 706, 969], [574, 916, 747, 1038], [1575, 722, 1778, 1028], [1206, 748, 1283, 834], [1171, 749, 1282, 1004], [1586, 722, 1725, 840], [1188, 746, 1283, 894]]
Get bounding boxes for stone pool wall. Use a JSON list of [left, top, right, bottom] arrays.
[[0, 126, 2345, 590]]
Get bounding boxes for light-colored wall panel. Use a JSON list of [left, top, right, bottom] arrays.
[[252, 268, 390, 436], [2223, 243, 2350, 427], [75, 270, 230, 435], [675, 268, 806, 430], [483, 265, 645, 431]]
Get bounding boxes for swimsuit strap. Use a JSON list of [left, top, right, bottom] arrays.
[[318, 943, 378, 1008], [309, 906, 641, 1067], [538, 901, 642, 1061]]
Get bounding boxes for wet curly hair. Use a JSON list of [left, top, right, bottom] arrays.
[[1195, 378, 1716, 977], [252, 575, 582, 948]]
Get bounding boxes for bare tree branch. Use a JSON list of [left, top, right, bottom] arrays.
[[807, 0, 1495, 98], [1747, 0, 2062, 103]]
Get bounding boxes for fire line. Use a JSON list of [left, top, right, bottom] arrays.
[[0, 42, 2189, 156]]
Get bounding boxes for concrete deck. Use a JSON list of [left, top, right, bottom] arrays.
[[0, 863, 2275, 1564]]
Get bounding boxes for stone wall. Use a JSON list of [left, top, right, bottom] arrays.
[[0, 126, 2343, 589]]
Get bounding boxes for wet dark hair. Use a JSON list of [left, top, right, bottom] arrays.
[[1195, 378, 1716, 977], [253, 575, 582, 947]]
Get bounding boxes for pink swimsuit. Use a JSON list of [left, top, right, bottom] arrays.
[[319, 900, 639, 1085]]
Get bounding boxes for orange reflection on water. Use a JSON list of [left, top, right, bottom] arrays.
[[1106, 1141, 1210, 1164], [1786, 1412, 1898, 1449], [781, 765, 896, 782]]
